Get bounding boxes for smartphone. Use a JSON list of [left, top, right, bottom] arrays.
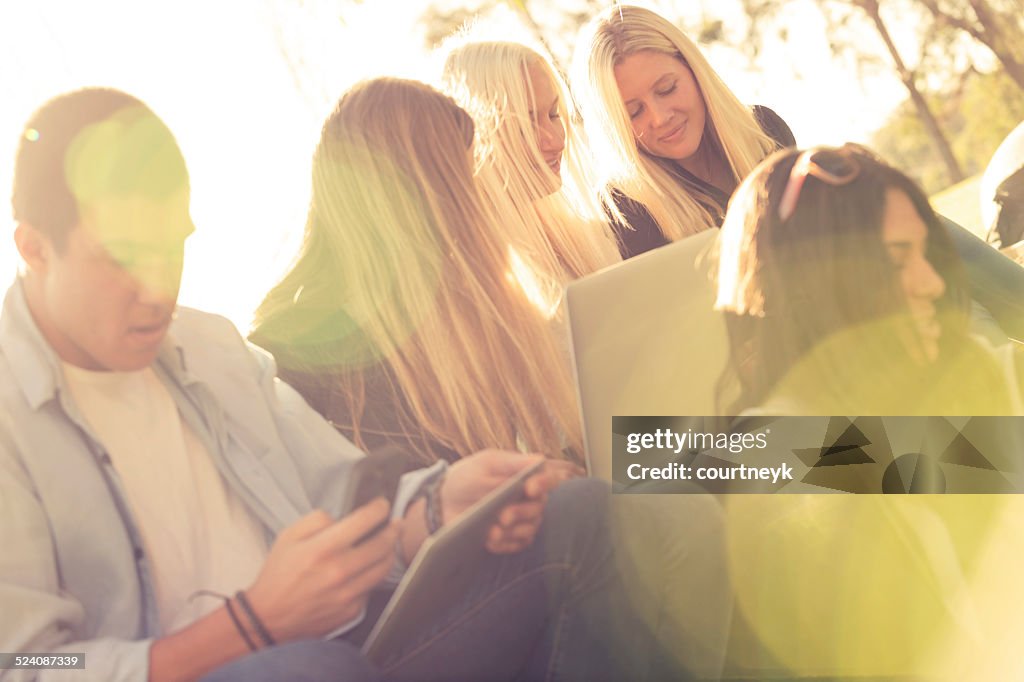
[[341, 445, 410, 544]]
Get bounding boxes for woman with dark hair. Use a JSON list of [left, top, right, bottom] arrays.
[[716, 143, 1021, 415], [713, 145, 1024, 682]]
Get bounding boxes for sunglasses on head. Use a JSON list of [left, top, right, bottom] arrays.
[[777, 144, 875, 222]]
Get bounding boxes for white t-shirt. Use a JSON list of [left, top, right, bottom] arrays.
[[62, 363, 269, 634]]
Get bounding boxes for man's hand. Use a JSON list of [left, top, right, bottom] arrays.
[[443, 451, 584, 554], [245, 499, 398, 641]]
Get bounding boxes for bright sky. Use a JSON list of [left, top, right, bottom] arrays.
[[0, 0, 907, 332]]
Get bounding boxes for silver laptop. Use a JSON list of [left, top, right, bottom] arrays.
[[565, 229, 731, 482]]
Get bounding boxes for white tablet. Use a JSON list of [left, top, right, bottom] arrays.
[[361, 459, 545, 662]]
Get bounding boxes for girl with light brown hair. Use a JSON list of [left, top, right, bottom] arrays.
[[250, 78, 584, 464]]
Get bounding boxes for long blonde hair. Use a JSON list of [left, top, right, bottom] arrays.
[[571, 4, 778, 239], [440, 38, 619, 304], [252, 78, 583, 461]]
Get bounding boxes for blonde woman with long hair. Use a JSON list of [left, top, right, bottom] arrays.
[[571, 4, 794, 259], [250, 78, 584, 465], [440, 38, 620, 307]]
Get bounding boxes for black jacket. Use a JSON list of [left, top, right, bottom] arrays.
[[612, 105, 795, 259], [250, 309, 464, 467]]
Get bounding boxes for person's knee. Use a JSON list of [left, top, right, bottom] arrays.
[[547, 478, 609, 526], [199, 639, 380, 682], [540, 477, 612, 559]]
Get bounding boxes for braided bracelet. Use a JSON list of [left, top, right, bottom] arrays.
[[189, 589, 257, 651], [225, 598, 258, 651], [234, 590, 276, 648]]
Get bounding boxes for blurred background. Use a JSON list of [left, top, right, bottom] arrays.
[[2, 0, 1022, 331]]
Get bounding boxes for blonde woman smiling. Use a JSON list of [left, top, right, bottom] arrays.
[[571, 4, 794, 258]]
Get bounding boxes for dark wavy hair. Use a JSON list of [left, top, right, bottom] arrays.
[[716, 144, 1013, 415]]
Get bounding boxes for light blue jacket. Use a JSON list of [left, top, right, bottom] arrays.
[[0, 281, 441, 681]]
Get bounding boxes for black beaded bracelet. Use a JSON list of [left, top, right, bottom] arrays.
[[225, 598, 258, 651], [234, 590, 276, 648], [189, 589, 257, 651]]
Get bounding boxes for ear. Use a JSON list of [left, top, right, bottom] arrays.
[[14, 223, 54, 274]]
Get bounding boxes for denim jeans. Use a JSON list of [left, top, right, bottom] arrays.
[[200, 478, 686, 682]]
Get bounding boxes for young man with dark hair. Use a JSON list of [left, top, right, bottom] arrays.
[[0, 88, 658, 682]]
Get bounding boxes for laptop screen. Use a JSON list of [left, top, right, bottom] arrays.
[[564, 229, 731, 482]]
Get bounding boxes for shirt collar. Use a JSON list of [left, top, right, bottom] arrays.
[[0, 279, 67, 410], [0, 279, 196, 410], [155, 323, 201, 387]]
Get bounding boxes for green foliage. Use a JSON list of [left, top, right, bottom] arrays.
[[954, 69, 1024, 172], [419, 0, 723, 68], [872, 68, 1024, 193], [698, 18, 725, 44], [421, 3, 493, 49], [873, 102, 949, 193]]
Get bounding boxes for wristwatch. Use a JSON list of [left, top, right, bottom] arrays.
[[414, 471, 446, 535]]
